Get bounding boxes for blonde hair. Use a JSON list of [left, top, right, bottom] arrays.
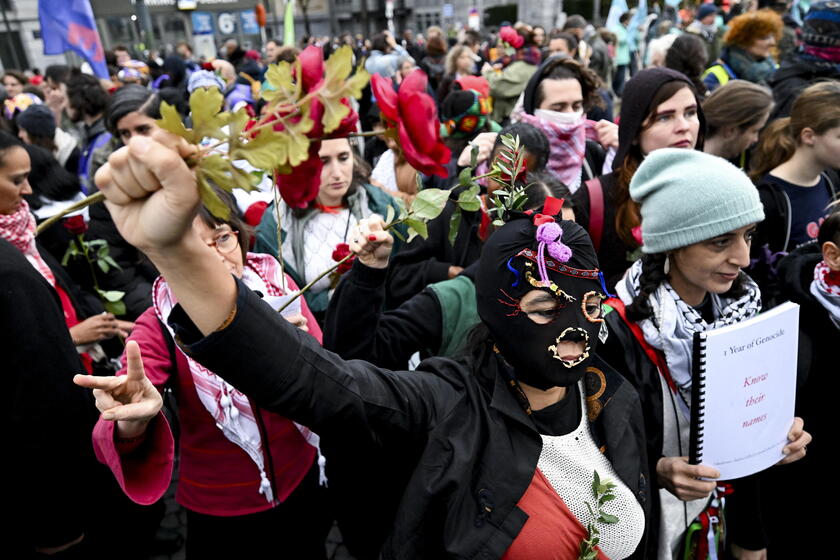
[[445, 45, 472, 75]]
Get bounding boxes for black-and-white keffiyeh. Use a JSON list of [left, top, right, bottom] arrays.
[[810, 260, 840, 329], [616, 260, 762, 417]]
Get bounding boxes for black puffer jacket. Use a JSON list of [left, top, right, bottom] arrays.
[[171, 279, 652, 559]]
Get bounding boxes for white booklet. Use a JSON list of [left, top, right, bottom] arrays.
[[689, 301, 800, 480]]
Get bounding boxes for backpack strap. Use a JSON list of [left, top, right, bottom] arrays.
[[605, 297, 678, 393], [585, 177, 604, 252]]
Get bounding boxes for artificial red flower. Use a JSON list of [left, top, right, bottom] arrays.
[[63, 215, 87, 235], [267, 45, 360, 208], [371, 69, 451, 178], [499, 26, 524, 49], [331, 242, 355, 274]]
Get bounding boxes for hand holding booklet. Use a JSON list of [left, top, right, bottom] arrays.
[[689, 301, 800, 480]]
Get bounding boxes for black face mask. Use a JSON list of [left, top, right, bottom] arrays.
[[477, 217, 606, 390], [489, 255, 605, 389]]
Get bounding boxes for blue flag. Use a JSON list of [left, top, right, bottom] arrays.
[[39, 0, 108, 79], [606, 0, 629, 30], [628, 0, 648, 51]]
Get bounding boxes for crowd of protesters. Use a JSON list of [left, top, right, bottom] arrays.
[[6, 0, 838, 558]]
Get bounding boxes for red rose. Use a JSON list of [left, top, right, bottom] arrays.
[[371, 70, 451, 178], [266, 46, 360, 208], [499, 26, 524, 49], [331, 242, 355, 275], [63, 215, 88, 235]]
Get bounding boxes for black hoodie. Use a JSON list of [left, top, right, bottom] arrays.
[[520, 55, 607, 184], [768, 53, 840, 120], [572, 68, 706, 289]]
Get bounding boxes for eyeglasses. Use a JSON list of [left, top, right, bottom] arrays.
[[207, 230, 240, 254]]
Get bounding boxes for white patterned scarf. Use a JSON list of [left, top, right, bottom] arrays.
[[153, 252, 324, 503], [616, 259, 762, 418], [810, 260, 840, 328]]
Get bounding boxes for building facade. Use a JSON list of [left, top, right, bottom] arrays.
[[0, 0, 567, 73]]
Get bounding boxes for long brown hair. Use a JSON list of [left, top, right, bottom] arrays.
[[750, 81, 840, 181], [703, 80, 773, 138], [614, 81, 701, 246]]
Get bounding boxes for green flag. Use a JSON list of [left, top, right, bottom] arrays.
[[284, 0, 295, 47]]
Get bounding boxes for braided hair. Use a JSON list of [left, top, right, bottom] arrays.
[[626, 253, 667, 322], [626, 253, 752, 322]]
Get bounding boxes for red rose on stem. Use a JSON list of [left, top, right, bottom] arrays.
[[499, 26, 524, 49], [370, 69, 451, 178], [266, 46, 360, 208], [331, 242, 355, 274], [63, 215, 88, 235]]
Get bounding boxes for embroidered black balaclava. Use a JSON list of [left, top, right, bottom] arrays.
[[476, 204, 607, 389]]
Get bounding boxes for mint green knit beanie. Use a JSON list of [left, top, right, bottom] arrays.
[[629, 148, 765, 254]]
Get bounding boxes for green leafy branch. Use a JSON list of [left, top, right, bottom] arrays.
[[155, 46, 370, 220], [277, 132, 532, 312], [35, 46, 371, 235], [63, 235, 127, 317], [579, 470, 619, 560], [445, 133, 528, 245], [276, 183, 452, 313], [487, 134, 529, 226]]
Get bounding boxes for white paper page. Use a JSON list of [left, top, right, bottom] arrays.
[[696, 301, 799, 480]]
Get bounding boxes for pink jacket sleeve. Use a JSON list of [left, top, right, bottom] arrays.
[[285, 274, 323, 344], [90, 307, 176, 505]]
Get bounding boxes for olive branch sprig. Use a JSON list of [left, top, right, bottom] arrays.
[[578, 470, 619, 560]]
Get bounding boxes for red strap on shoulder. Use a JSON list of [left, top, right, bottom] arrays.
[[605, 297, 677, 393], [585, 178, 604, 252]]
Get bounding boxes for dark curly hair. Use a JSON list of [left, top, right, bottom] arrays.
[[534, 57, 604, 112], [67, 72, 109, 119], [626, 253, 751, 322]]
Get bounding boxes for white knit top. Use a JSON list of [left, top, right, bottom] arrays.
[[281, 208, 352, 295], [537, 382, 646, 560]]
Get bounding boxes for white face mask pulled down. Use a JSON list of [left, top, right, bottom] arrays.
[[534, 108, 585, 128]]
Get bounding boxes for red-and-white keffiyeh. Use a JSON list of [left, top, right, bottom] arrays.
[[811, 260, 840, 328], [153, 252, 324, 504], [515, 111, 600, 191], [0, 198, 55, 285]]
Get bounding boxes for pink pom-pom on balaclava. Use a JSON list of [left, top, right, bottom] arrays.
[[535, 221, 573, 284]]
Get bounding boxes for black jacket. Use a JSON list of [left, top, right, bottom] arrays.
[[386, 198, 484, 308], [768, 54, 840, 121], [758, 242, 837, 557], [572, 171, 637, 291], [600, 304, 766, 554], [750, 171, 838, 307], [1, 239, 93, 554], [171, 279, 651, 559], [761, 242, 840, 558]]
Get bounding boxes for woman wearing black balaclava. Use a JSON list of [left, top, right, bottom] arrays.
[[79, 136, 652, 560]]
